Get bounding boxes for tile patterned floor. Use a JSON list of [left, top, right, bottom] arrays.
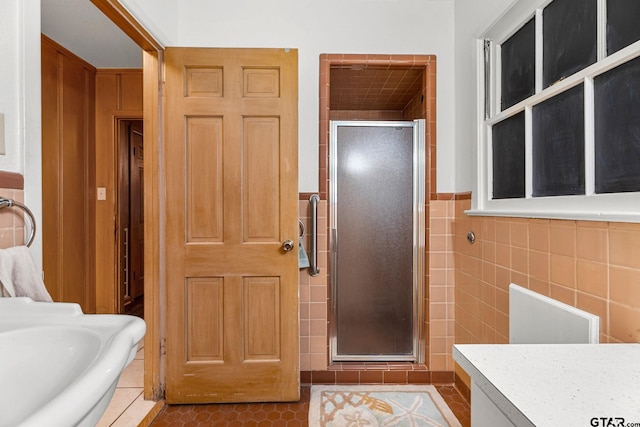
[[149, 385, 470, 426]]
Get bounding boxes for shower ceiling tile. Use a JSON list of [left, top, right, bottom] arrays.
[[330, 66, 424, 111]]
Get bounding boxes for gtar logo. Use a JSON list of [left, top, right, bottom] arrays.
[[590, 418, 625, 427]]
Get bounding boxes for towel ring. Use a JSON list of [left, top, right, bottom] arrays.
[[0, 197, 36, 247], [298, 219, 305, 237]]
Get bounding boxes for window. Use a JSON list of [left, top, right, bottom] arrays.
[[473, 0, 640, 222], [594, 56, 640, 194], [532, 84, 585, 197], [501, 18, 535, 109], [542, 0, 597, 88], [607, 0, 640, 55], [492, 112, 525, 199]]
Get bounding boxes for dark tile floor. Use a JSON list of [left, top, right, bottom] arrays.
[[149, 385, 470, 426]]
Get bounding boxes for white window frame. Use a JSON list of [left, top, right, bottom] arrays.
[[468, 0, 640, 223]]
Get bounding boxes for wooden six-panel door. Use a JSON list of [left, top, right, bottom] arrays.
[[164, 48, 299, 403]]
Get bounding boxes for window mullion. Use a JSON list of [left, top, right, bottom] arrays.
[[525, 106, 533, 198], [531, 7, 541, 198], [493, 41, 500, 117], [597, 0, 607, 60], [535, 8, 544, 94], [584, 77, 595, 196]]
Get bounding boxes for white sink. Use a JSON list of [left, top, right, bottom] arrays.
[[0, 298, 146, 427]]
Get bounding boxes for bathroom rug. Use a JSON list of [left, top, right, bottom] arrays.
[[309, 384, 462, 427]]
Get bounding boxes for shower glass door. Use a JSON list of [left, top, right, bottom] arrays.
[[330, 120, 425, 362]]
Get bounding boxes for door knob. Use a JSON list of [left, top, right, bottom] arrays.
[[282, 239, 295, 252]]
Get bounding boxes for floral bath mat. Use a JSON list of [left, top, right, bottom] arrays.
[[309, 384, 462, 427]]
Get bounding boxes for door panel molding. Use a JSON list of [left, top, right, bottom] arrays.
[[165, 47, 299, 404]]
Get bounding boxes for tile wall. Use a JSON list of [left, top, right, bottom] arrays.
[[318, 54, 437, 200], [298, 197, 457, 376], [429, 199, 457, 372], [330, 111, 403, 121], [0, 188, 25, 248], [453, 197, 640, 383], [298, 198, 329, 371], [307, 54, 443, 381]]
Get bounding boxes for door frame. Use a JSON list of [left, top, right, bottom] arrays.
[[116, 117, 143, 314], [319, 54, 437, 367], [328, 120, 426, 363], [89, 0, 164, 400]]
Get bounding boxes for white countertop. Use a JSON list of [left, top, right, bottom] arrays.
[[453, 343, 640, 427]]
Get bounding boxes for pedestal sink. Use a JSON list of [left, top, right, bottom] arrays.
[[0, 298, 146, 427]]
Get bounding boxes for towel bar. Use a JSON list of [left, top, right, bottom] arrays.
[[309, 194, 320, 276], [0, 197, 36, 247]]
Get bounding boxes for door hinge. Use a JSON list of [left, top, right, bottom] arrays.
[[160, 337, 166, 355]]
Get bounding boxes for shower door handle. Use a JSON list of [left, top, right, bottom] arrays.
[[282, 239, 295, 252]]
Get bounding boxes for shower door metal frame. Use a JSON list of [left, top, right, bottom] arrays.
[[329, 120, 426, 363]]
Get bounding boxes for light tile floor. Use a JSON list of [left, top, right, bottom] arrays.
[[97, 345, 160, 427]]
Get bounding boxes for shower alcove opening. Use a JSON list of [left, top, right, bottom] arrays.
[[319, 56, 438, 369]]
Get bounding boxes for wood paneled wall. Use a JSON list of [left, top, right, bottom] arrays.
[[41, 35, 96, 312], [95, 68, 143, 313]]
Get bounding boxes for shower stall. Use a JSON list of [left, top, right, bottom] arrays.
[[329, 120, 426, 362]]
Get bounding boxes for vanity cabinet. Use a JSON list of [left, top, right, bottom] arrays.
[[470, 382, 515, 427], [453, 344, 640, 427]]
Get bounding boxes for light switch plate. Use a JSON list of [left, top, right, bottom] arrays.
[[0, 113, 5, 155], [97, 187, 106, 200]]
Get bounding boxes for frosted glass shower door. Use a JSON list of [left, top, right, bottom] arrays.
[[330, 121, 424, 362]]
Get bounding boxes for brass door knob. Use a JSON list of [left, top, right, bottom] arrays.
[[282, 239, 295, 252]]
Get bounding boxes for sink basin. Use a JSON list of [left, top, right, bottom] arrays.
[[0, 298, 146, 427]]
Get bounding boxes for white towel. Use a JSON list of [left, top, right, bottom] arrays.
[[0, 246, 53, 302], [298, 236, 310, 269]]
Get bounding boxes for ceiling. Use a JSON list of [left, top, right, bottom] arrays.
[[40, 2, 423, 110], [41, 0, 142, 68], [330, 66, 424, 111]]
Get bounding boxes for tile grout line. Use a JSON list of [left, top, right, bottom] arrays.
[[108, 390, 144, 426]]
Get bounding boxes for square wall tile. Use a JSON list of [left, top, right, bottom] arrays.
[[609, 303, 640, 342], [576, 223, 608, 263], [549, 221, 576, 257], [610, 267, 640, 306], [576, 260, 608, 299], [610, 228, 640, 269]]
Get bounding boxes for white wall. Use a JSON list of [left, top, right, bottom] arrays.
[[0, 0, 43, 267], [0, 0, 25, 174], [118, 0, 179, 46], [0, 0, 527, 267], [453, 0, 515, 193], [118, 0, 456, 193], [177, 0, 456, 193], [0, 0, 526, 268], [117, 0, 532, 194]]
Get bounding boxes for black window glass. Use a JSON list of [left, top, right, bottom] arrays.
[[594, 56, 640, 194], [543, 0, 597, 88], [532, 84, 585, 196], [492, 112, 526, 199], [607, 0, 640, 55], [501, 18, 536, 110]]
